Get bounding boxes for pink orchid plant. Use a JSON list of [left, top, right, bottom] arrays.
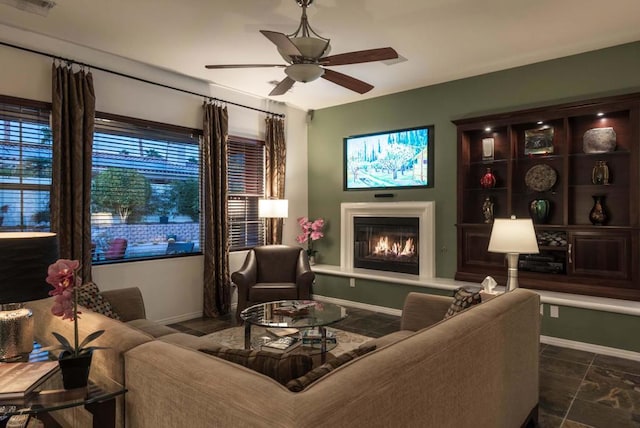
[[46, 259, 105, 358], [296, 217, 325, 258]]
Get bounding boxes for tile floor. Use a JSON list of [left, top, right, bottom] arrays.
[[169, 306, 640, 428]]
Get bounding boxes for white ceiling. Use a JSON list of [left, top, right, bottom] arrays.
[[2, 0, 640, 111]]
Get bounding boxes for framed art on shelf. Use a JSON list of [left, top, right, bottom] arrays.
[[482, 137, 494, 160], [524, 127, 554, 155]]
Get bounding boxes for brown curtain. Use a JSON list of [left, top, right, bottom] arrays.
[[51, 63, 96, 283], [264, 116, 286, 244], [202, 102, 230, 317]]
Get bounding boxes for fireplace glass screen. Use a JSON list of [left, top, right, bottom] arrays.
[[353, 217, 419, 275]]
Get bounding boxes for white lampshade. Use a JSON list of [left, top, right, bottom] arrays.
[[488, 217, 539, 254], [258, 199, 289, 218]]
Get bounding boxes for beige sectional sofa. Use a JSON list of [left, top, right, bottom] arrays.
[[28, 287, 540, 428]]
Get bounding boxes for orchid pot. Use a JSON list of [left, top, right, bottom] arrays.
[[58, 350, 93, 389]]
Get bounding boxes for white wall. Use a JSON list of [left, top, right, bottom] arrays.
[[0, 25, 309, 323]]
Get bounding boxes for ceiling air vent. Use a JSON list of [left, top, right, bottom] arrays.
[[0, 0, 57, 16]]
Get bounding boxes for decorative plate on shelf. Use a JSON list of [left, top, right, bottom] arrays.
[[525, 164, 557, 192]]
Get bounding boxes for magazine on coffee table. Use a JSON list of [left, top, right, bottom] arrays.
[[301, 328, 337, 344], [266, 327, 300, 337], [261, 336, 301, 354]]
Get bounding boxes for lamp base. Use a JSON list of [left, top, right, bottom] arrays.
[[0, 303, 34, 361], [505, 252, 521, 292]]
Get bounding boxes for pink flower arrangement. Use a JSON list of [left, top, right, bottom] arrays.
[[296, 217, 325, 257], [46, 259, 104, 358]]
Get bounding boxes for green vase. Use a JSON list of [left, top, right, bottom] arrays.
[[529, 199, 550, 224]]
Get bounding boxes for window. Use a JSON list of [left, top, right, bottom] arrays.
[[228, 136, 265, 250], [91, 113, 201, 262], [0, 96, 52, 232]]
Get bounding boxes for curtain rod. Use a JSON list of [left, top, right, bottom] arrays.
[[0, 40, 285, 118]]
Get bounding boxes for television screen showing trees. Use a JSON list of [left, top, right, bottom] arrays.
[[344, 125, 434, 190]]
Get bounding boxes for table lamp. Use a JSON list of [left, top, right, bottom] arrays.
[[0, 232, 58, 361], [487, 216, 539, 292], [258, 199, 289, 219]]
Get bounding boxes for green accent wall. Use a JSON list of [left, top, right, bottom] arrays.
[[541, 305, 640, 353], [314, 275, 451, 310], [308, 41, 640, 352]]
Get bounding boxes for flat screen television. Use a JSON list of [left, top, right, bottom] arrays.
[[343, 125, 434, 191]]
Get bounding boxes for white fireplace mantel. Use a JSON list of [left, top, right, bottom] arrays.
[[340, 201, 435, 277]]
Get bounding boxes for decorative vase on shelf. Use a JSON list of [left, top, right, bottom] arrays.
[[58, 351, 93, 389], [591, 160, 610, 185], [529, 199, 551, 224], [589, 195, 608, 225], [480, 167, 496, 189], [482, 197, 494, 224]]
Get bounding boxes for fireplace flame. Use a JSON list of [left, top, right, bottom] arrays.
[[373, 236, 415, 257]]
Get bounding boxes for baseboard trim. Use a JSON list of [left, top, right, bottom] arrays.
[[541, 335, 640, 361], [312, 294, 402, 317], [156, 311, 202, 325]]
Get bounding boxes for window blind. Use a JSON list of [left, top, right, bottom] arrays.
[[0, 98, 52, 231], [91, 114, 201, 262], [228, 136, 265, 250]]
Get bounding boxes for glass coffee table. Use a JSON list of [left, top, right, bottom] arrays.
[[240, 300, 348, 363]]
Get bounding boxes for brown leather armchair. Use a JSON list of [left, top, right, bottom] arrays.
[[232, 245, 315, 322]]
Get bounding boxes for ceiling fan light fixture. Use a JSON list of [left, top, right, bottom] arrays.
[[285, 64, 324, 83], [277, 37, 330, 63], [293, 36, 331, 58]]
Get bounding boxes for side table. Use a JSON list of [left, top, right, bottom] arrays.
[[0, 343, 126, 428]]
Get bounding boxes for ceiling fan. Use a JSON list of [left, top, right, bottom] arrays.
[[205, 0, 399, 96]]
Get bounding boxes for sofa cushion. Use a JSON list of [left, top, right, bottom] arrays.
[[127, 319, 178, 338], [285, 345, 376, 392], [358, 330, 414, 350], [159, 332, 212, 349], [77, 282, 120, 320], [199, 346, 313, 385], [444, 287, 482, 319]]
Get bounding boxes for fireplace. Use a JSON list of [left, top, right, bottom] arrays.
[[354, 217, 419, 274], [340, 202, 435, 277]]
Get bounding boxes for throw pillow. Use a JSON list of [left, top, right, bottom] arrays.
[[199, 346, 313, 385], [285, 345, 376, 392], [76, 282, 121, 320], [444, 287, 482, 319]]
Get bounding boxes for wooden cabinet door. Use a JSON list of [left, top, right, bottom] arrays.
[[568, 231, 632, 280]]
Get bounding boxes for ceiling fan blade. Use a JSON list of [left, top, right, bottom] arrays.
[[205, 64, 286, 69], [321, 69, 373, 94], [320, 47, 398, 66], [260, 30, 302, 57], [269, 77, 296, 96]]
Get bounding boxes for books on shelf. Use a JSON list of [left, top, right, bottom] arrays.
[[261, 336, 301, 354], [0, 361, 59, 399]]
